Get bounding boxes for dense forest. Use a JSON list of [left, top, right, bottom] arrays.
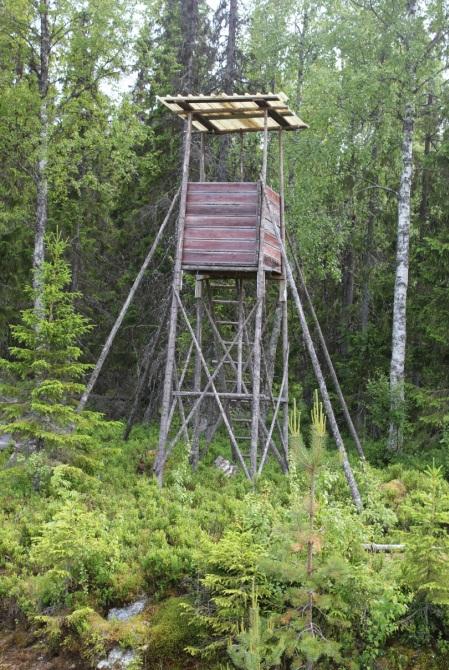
[[1, 0, 449, 668]]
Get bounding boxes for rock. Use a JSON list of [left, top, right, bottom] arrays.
[[214, 455, 237, 477], [107, 598, 147, 622], [97, 648, 136, 669], [0, 433, 13, 450]]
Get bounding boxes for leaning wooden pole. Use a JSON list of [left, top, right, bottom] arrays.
[[154, 114, 193, 485], [286, 229, 366, 461], [250, 110, 269, 478], [77, 189, 180, 412], [279, 130, 289, 458], [264, 194, 363, 511]]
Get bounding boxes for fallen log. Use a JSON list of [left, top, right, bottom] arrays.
[[362, 543, 405, 553]]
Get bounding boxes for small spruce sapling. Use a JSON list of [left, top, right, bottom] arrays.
[[0, 232, 101, 462], [402, 465, 449, 620]]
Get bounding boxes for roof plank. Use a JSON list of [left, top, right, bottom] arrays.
[[157, 92, 308, 134]]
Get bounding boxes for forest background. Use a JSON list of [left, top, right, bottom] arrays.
[[1, 0, 449, 669]]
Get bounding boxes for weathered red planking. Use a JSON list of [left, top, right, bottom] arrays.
[[186, 216, 257, 228], [186, 228, 257, 241], [181, 182, 283, 273], [182, 250, 257, 265]]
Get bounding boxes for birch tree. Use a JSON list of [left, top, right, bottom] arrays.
[[384, 0, 447, 450], [0, 0, 130, 318], [351, 0, 448, 450]]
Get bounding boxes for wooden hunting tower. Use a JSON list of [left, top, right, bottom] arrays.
[[154, 93, 308, 482]]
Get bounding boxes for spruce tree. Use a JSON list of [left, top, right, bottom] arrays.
[[0, 232, 100, 461], [402, 465, 449, 610]]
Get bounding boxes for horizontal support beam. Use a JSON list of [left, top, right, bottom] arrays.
[[172, 391, 287, 402]]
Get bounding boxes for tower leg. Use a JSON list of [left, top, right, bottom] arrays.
[[191, 278, 203, 468], [250, 271, 265, 479], [154, 289, 179, 483], [281, 288, 289, 461], [155, 114, 192, 485]]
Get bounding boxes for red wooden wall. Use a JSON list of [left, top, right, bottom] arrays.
[[261, 185, 282, 273], [182, 182, 282, 274]]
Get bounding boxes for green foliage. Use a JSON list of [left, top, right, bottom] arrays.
[[0, 232, 102, 461], [402, 465, 449, 607], [145, 597, 200, 668], [227, 582, 283, 670], [1, 1, 449, 666], [221, 393, 408, 669], [29, 492, 121, 607], [184, 526, 271, 661]]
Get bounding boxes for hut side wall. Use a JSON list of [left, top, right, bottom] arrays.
[[261, 185, 282, 273]]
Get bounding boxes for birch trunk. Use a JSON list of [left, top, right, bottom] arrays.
[[33, 1, 50, 319], [217, 0, 238, 180], [388, 102, 414, 451]]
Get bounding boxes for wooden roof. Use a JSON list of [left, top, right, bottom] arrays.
[[157, 92, 308, 134]]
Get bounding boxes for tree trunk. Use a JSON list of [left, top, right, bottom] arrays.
[[340, 243, 354, 357], [360, 204, 375, 334], [388, 101, 414, 451], [179, 0, 199, 93], [419, 93, 433, 224], [295, 8, 309, 108], [33, 0, 50, 318], [217, 0, 238, 181]]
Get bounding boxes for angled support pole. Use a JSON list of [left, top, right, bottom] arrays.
[[263, 191, 363, 512], [279, 130, 289, 457], [77, 188, 180, 412], [190, 277, 204, 468], [249, 109, 269, 478], [258, 352, 289, 475], [286, 229, 366, 461], [154, 114, 193, 485]]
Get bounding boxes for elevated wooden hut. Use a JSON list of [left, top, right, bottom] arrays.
[[154, 93, 308, 483]]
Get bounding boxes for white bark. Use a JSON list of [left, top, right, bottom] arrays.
[[33, 1, 50, 320], [33, 100, 48, 319], [388, 102, 414, 451]]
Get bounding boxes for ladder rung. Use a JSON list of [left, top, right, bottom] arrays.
[[216, 320, 238, 325], [235, 436, 251, 440], [232, 418, 251, 423], [210, 283, 235, 288], [212, 299, 239, 304]]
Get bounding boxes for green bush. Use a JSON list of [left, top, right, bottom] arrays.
[[144, 597, 201, 669]]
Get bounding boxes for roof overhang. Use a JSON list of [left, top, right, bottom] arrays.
[[157, 92, 308, 134]]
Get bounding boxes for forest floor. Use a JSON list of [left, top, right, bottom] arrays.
[[0, 630, 86, 670], [1, 424, 449, 669]]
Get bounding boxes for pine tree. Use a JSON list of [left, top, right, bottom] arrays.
[[0, 232, 101, 461], [260, 392, 344, 669]]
